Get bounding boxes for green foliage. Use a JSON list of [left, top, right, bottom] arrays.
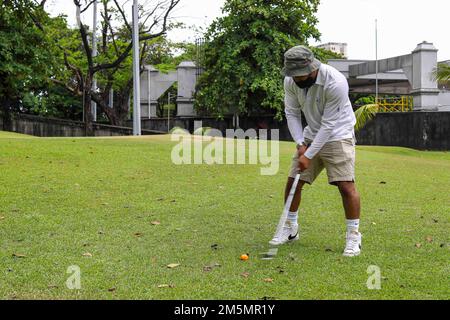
[[22, 85, 82, 119], [354, 104, 379, 132], [195, 0, 321, 119], [433, 62, 450, 86], [354, 96, 376, 106], [311, 46, 344, 62], [0, 1, 55, 108], [152, 41, 198, 73], [0, 1, 82, 118]]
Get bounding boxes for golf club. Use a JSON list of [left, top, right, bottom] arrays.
[[259, 172, 301, 260]]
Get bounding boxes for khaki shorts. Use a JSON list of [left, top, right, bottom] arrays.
[[289, 138, 356, 185]]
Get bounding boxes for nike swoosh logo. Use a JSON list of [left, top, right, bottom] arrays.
[[288, 233, 298, 241]]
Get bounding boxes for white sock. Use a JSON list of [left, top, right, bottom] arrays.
[[288, 211, 298, 224], [346, 219, 360, 233]]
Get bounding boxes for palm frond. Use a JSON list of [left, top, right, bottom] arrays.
[[354, 104, 379, 132], [433, 63, 450, 82]]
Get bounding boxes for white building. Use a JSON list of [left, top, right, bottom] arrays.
[[317, 42, 348, 58]]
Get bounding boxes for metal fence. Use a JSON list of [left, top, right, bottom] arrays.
[[376, 96, 414, 112]]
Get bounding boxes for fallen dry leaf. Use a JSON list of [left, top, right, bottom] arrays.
[[241, 272, 250, 278], [48, 285, 58, 289], [0, 216, 5, 220], [263, 278, 274, 283], [12, 253, 26, 258], [167, 263, 180, 269], [151, 221, 161, 226], [82, 252, 93, 257], [415, 243, 422, 248], [425, 236, 433, 243]]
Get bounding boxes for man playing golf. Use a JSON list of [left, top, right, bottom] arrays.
[[270, 45, 362, 257]]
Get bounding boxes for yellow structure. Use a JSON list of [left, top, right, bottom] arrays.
[[376, 96, 414, 112]]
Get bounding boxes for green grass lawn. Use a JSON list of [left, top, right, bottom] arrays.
[[0, 131, 449, 300]]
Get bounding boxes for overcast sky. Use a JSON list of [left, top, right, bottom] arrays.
[[47, 0, 450, 61]]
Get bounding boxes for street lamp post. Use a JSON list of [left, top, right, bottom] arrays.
[[132, 0, 141, 136]]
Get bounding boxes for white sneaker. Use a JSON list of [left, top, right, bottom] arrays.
[[343, 231, 362, 257], [269, 221, 299, 246]]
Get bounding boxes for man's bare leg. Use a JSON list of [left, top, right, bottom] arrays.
[[336, 181, 360, 220], [337, 181, 362, 257]]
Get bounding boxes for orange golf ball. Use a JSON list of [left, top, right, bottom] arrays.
[[240, 254, 249, 261]]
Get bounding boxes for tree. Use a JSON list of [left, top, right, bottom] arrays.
[[57, 0, 180, 135], [0, 0, 60, 123], [194, 0, 321, 119], [0, 1, 85, 122]]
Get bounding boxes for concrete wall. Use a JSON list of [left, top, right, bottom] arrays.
[[135, 115, 301, 141], [4, 113, 448, 151], [1, 113, 164, 137], [138, 113, 450, 151], [438, 92, 450, 110], [356, 112, 450, 150]]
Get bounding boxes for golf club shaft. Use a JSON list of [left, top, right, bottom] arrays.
[[273, 173, 301, 239]]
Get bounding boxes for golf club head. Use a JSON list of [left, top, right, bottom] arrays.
[[259, 248, 278, 260]]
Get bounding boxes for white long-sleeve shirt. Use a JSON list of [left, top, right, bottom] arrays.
[[284, 63, 356, 159]]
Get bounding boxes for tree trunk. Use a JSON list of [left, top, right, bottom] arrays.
[[83, 76, 94, 136], [0, 96, 16, 132]]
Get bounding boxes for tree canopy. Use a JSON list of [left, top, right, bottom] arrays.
[[0, 0, 63, 114], [194, 0, 324, 119]]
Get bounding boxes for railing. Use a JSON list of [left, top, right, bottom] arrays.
[[376, 96, 414, 112]]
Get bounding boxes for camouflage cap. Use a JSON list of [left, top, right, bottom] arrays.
[[281, 45, 322, 77]]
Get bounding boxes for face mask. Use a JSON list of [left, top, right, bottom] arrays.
[[294, 76, 316, 89]]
